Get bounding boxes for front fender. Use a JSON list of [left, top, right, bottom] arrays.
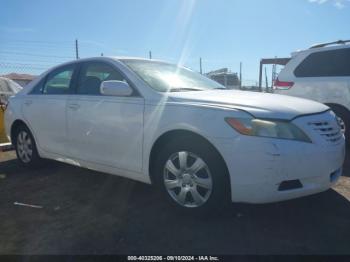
[[142, 103, 244, 178]]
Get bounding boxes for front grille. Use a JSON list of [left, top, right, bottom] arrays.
[[308, 120, 342, 143]]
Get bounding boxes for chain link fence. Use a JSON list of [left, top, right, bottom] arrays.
[[0, 62, 52, 75], [0, 40, 90, 82], [0, 40, 261, 90]]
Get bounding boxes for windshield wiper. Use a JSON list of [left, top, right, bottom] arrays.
[[169, 87, 205, 92]]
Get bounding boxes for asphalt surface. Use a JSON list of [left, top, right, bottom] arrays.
[[0, 150, 350, 255]]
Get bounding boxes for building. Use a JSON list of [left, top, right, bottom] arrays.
[[1, 73, 36, 87], [206, 68, 241, 89]]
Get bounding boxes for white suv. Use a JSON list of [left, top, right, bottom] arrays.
[[274, 40, 350, 145]]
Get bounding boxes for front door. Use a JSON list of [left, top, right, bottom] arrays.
[[66, 61, 144, 173]]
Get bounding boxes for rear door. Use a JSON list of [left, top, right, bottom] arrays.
[[66, 61, 144, 172], [22, 64, 77, 155]]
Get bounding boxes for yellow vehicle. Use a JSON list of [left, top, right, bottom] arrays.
[[0, 104, 7, 143], [0, 77, 23, 144]]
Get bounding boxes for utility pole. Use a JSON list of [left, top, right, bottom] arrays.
[[239, 62, 242, 89], [199, 57, 203, 74], [271, 57, 277, 92], [258, 60, 263, 92], [149, 51, 152, 59], [265, 67, 268, 92], [75, 39, 79, 60]]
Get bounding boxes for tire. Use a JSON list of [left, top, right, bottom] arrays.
[[14, 124, 42, 167], [329, 105, 350, 147], [153, 136, 230, 212]]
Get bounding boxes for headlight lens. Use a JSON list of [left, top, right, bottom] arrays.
[[225, 117, 311, 143]]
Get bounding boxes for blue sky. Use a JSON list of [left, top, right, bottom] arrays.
[[1, 0, 349, 83]]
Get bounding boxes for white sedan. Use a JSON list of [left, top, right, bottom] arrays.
[[4, 57, 345, 210]]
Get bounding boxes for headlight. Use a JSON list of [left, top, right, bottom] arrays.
[[225, 117, 311, 143]]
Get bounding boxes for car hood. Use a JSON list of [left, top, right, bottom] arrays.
[[168, 89, 329, 120]]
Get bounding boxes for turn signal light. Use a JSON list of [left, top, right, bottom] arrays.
[[225, 118, 252, 135]]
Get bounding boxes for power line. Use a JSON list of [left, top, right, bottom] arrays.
[[0, 58, 68, 64], [0, 51, 73, 59], [0, 44, 75, 52], [1, 40, 105, 53], [0, 62, 49, 70], [0, 62, 53, 67], [1, 39, 73, 45]]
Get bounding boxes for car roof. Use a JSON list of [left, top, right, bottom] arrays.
[[292, 42, 350, 57], [42, 56, 172, 74], [58, 56, 168, 66]]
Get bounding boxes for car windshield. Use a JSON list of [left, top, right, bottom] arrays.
[[123, 60, 225, 92]]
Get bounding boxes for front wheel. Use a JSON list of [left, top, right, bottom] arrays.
[[154, 137, 230, 211]]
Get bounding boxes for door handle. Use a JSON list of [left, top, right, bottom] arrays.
[[68, 103, 80, 110], [24, 100, 33, 106]]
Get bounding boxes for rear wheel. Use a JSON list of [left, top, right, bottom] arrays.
[[329, 105, 350, 146], [154, 136, 230, 211], [14, 125, 42, 167]]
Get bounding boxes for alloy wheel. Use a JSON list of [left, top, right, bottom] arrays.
[[163, 151, 212, 208], [17, 130, 33, 163], [337, 116, 346, 134]]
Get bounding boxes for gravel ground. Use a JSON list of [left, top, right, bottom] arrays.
[[0, 150, 349, 255]]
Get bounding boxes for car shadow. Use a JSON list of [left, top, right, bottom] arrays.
[[0, 155, 349, 254]]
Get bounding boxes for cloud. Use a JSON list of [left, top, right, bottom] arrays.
[[308, 0, 350, 9]]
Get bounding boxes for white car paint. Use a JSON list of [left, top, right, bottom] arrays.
[[4, 57, 346, 204], [22, 95, 68, 155], [169, 89, 328, 120], [66, 95, 144, 172], [273, 44, 350, 111]]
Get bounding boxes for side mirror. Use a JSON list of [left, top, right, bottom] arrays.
[[100, 80, 133, 97]]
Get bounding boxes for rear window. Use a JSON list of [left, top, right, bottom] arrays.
[[294, 48, 350, 77]]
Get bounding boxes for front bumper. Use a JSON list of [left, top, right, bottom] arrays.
[[213, 136, 346, 204]]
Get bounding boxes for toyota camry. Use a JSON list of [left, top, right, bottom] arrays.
[[4, 57, 346, 211]]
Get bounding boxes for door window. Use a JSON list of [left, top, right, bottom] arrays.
[[43, 65, 75, 94], [77, 62, 127, 95]]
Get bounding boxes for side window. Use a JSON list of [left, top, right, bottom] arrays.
[[77, 62, 127, 95], [294, 48, 350, 77], [43, 65, 75, 95]]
